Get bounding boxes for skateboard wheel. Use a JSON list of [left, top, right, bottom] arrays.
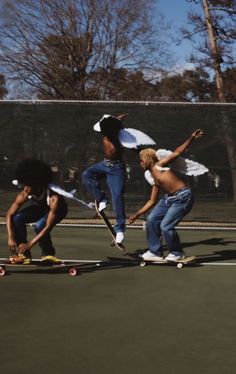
[[177, 263, 183, 269], [69, 267, 78, 276], [140, 262, 146, 267], [0, 266, 6, 276]]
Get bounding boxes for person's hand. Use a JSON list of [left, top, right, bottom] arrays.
[[129, 214, 138, 224], [192, 129, 204, 139], [17, 242, 31, 254], [8, 238, 18, 253]]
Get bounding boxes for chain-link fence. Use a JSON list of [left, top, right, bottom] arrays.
[[1, 100, 236, 221]]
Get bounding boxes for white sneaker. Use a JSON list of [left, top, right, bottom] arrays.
[[165, 253, 185, 262], [98, 200, 107, 212], [140, 250, 164, 262], [116, 232, 124, 244]]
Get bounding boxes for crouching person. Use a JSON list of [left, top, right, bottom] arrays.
[[6, 159, 68, 264]]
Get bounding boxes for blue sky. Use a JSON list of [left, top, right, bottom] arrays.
[[158, 0, 197, 68]]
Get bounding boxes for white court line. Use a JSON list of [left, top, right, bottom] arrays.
[[0, 257, 102, 263], [200, 262, 236, 266]]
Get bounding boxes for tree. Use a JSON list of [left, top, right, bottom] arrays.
[[0, 0, 171, 99], [155, 68, 213, 102], [0, 74, 8, 99], [181, 0, 236, 201], [222, 68, 236, 102], [91, 68, 156, 100]]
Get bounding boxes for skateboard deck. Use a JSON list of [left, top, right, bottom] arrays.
[[95, 200, 126, 253], [140, 256, 196, 269], [0, 258, 102, 276]]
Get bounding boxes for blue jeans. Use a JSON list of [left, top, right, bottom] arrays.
[[82, 160, 126, 232], [146, 187, 194, 256], [12, 204, 68, 256]]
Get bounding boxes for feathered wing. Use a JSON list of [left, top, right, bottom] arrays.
[[48, 183, 94, 209], [119, 128, 156, 149], [144, 170, 155, 186], [156, 149, 209, 176]]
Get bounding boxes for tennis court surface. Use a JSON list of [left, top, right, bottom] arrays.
[[1, 226, 236, 374]]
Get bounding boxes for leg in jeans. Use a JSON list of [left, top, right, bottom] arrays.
[[12, 205, 46, 257], [34, 205, 68, 256], [106, 163, 126, 233], [82, 162, 108, 202], [146, 198, 168, 255], [160, 190, 194, 255]]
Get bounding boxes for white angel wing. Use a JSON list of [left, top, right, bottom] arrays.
[[144, 170, 155, 186], [48, 183, 94, 209], [156, 149, 209, 176], [119, 128, 156, 149]]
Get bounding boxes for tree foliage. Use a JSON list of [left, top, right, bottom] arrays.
[[0, 74, 8, 99], [155, 68, 213, 102], [182, 0, 236, 69], [0, 0, 171, 99]]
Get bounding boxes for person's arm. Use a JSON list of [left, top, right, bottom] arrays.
[[17, 195, 60, 253], [129, 185, 159, 224], [6, 191, 28, 252], [158, 129, 203, 167], [116, 113, 128, 121]]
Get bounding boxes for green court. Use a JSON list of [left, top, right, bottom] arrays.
[[1, 226, 236, 374]]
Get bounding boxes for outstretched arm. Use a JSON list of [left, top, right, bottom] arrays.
[[158, 129, 203, 167], [116, 113, 128, 121], [129, 185, 159, 224]]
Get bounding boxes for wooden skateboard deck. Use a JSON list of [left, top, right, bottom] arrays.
[[0, 258, 102, 276], [140, 256, 196, 268], [95, 201, 126, 253]]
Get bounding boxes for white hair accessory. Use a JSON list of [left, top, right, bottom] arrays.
[[12, 179, 19, 186]]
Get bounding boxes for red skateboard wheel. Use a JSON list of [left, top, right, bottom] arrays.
[[0, 266, 6, 276], [69, 267, 78, 276]]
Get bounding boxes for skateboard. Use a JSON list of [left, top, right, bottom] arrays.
[[0, 258, 102, 277], [140, 256, 196, 269], [95, 200, 126, 253]]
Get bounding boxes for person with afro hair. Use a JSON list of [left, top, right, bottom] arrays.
[[6, 159, 68, 264]]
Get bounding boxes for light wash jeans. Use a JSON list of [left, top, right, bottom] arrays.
[[146, 187, 194, 256], [82, 160, 126, 232], [12, 204, 68, 256]]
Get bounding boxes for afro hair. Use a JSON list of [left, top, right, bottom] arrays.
[[15, 159, 53, 187], [100, 116, 123, 141]]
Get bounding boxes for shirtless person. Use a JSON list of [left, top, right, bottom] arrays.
[[129, 129, 203, 261], [82, 114, 127, 244], [6, 159, 68, 264]]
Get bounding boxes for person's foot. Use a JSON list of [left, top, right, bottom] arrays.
[[9, 254, 31, 265], [41, 255, 62, 265], [116, 232, 124, 244], [139, 250, 164, 262], [98, 201, 107, 212], [97, 198, 110, 212], [165, 252, 186, 262]]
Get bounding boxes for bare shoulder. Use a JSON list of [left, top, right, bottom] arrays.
[[15, 190, 29, 203]]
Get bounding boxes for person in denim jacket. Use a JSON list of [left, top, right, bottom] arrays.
[[129, 129, 204, 261]]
